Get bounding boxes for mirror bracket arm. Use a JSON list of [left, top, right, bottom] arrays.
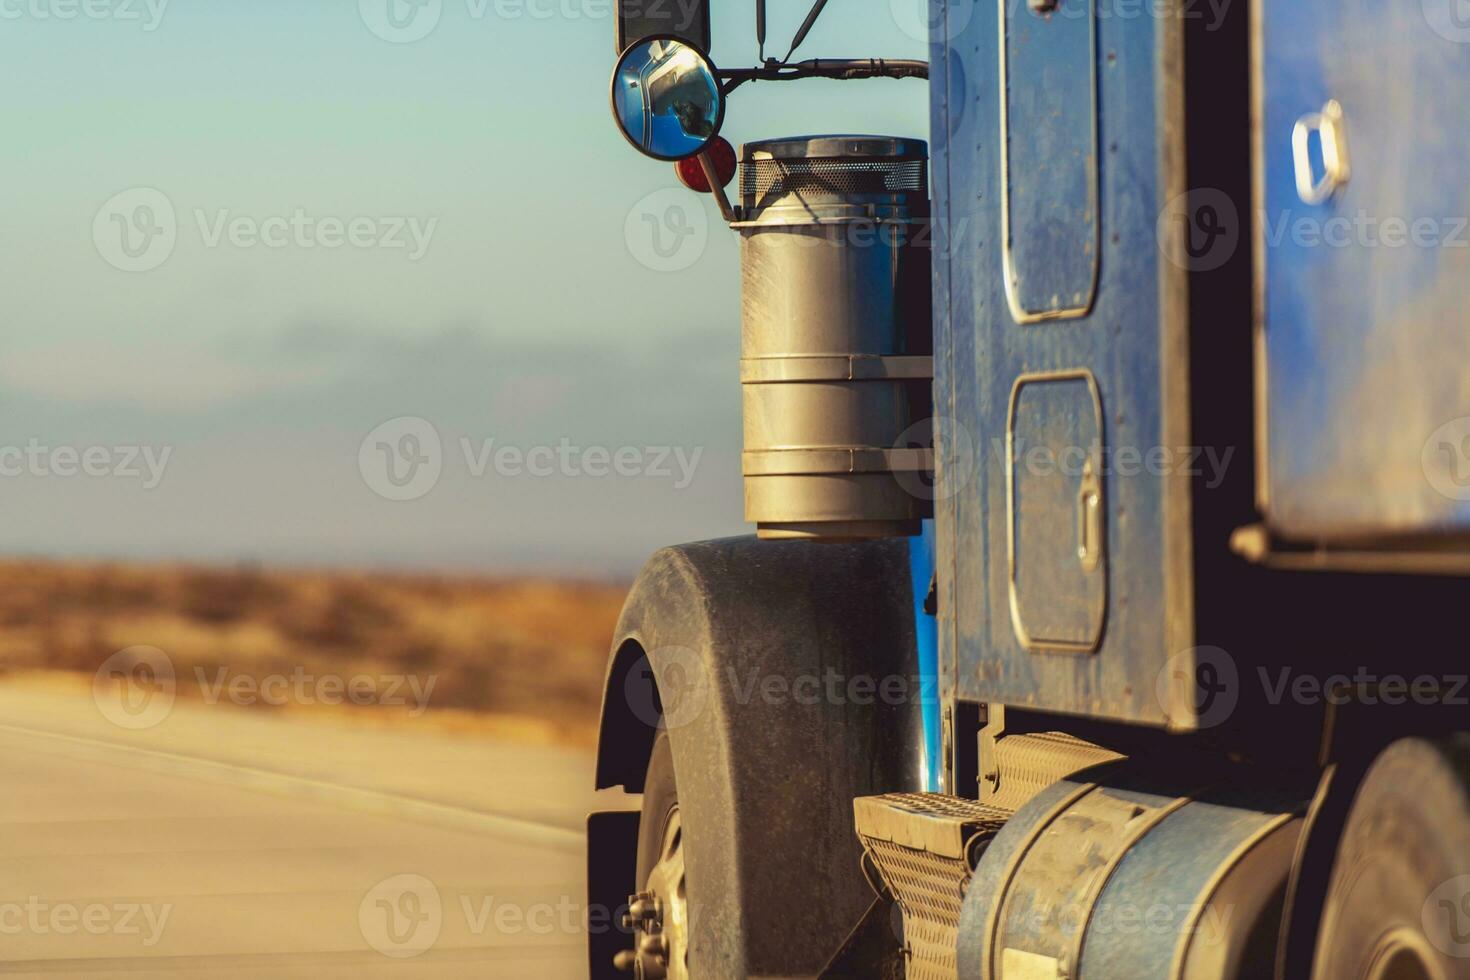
[[718, 57, 928, 94], [697, 151, 739, 224]]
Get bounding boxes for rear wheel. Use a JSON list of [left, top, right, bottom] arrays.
[[1312, 734, 1470, 980], [617, 730, 688, 980]]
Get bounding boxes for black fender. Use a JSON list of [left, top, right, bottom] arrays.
[[593, 535, 925, 979]]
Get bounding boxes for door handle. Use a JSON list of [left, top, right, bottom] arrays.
[[1292, 99, 1351, 206], [1076, 459, 1103, 573]]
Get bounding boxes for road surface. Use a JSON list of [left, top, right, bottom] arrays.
[[0, 681, 625, 978]]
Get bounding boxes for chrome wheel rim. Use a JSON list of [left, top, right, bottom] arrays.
[[620, 805, 688, 979]]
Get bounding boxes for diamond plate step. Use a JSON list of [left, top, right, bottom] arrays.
[[853, 793, 1013, 980]]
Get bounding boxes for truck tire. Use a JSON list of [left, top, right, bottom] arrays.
[[1312, 734, 1470, 980]]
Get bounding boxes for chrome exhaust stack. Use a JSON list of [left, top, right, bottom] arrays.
[[736, 136, 935, 541]]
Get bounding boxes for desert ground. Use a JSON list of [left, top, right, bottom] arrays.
[[0, 559, 629, 745]]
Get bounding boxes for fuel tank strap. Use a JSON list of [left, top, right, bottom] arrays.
[[742, 448, 934, 476], [740, 354, 934, 383]]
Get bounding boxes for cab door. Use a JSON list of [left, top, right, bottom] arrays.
[[938, 0, 1190, 727], [1256, 0, 1470, 541]]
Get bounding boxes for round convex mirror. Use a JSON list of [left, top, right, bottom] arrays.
[[610, 36, 724, 161]]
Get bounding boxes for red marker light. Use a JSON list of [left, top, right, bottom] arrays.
[[675, 136, 737, 193]]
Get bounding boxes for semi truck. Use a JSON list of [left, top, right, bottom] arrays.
[[590, 2, 1470, 977]]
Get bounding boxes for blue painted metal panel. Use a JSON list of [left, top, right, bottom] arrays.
[[934, 2, 1183, 724], [1259, 0, 1470, 538], [908, 520, 941, 792], [1003, 0, 1099, 319]]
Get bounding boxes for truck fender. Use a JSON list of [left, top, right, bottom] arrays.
[[593, 534, 925, 978]]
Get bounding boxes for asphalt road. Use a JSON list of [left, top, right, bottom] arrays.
[[0, 717, 607, 978]]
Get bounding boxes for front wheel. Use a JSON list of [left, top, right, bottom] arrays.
[[617, 730, 689, 980], [1312, 734, 1470, 980]]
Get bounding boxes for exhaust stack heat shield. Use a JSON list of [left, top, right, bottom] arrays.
[[736, 136, 935, 540]]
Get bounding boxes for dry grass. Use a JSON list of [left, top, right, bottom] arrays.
[[0, 560, 629, 746]]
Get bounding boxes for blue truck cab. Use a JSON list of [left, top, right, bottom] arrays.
[[591, 3, 1470, 978]]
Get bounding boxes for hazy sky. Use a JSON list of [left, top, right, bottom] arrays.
[[1, 0, 929, 574]]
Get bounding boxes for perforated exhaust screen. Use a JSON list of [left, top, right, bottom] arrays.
[[740, 156, 927, 205]]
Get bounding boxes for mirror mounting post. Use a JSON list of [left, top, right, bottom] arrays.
[[697, 151, 738, 223], [783, 0, 832, 63], [756, 0, 766, 63]]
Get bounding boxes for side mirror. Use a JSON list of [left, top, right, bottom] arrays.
[[610, 36, 724, 162]]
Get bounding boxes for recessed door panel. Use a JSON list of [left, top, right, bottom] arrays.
[[1002, 0, 1099, 322], [1008, 371, 1107, 652]]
